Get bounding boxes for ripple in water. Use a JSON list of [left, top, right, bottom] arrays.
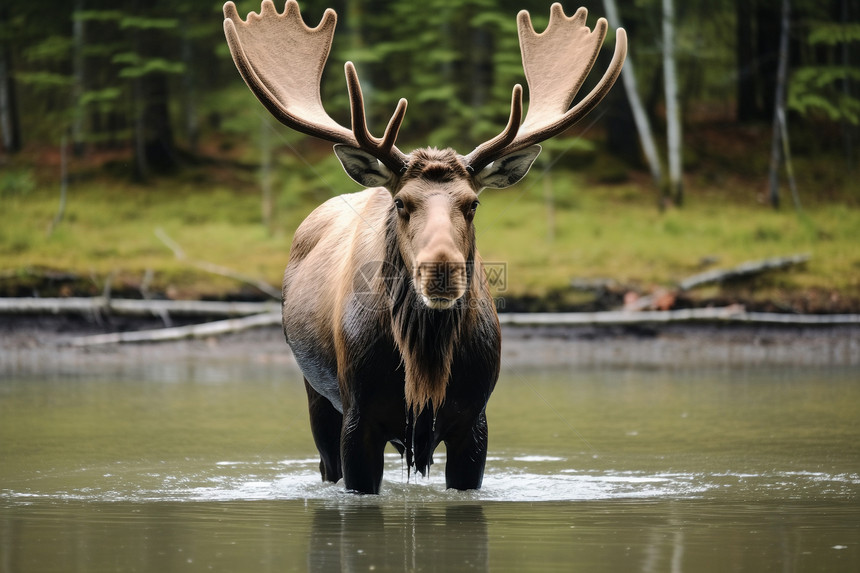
[[6, 453, 857, 505]]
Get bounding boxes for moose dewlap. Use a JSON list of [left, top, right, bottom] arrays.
[[224, 0, 626, 494]]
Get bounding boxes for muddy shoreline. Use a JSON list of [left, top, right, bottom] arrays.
[[2, 313, 858, 378]]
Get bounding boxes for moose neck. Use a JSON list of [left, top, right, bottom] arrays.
[[384, 207, 475, 415]]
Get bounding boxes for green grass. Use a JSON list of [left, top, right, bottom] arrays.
[[478, 171, 859, 305], [1, 154, 859, 310]]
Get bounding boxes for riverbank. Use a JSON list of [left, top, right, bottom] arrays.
[[3, 312, 858, 378], [3, 138, 859, 315]]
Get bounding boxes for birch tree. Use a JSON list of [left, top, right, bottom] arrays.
[[0, 42, 20, 153], [71, 0, 86, 155], [768, 0, 791, 209], [0, 2, 22, 154], [602, 0, 663, 188], [662, 0, 683, 205]]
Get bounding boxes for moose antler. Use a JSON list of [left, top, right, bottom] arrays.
[[465, 4, 627, 173], [223, 0, 409, 174]]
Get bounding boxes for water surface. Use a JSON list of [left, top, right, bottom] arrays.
[[1, 363, 858, 571]]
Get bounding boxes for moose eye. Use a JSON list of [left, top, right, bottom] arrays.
[[394, 197, 410, 220], [464, 199, 480, 221]]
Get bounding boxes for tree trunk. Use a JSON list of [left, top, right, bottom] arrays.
[[131, 20, 148, 180], [601, 0, 663, 188], [71, 0, 87, 156], [0, 40, 21, 154], [663, 0, 683, 205], [767, 0, 791, 209], [841, 0, 856, 166], [129, 0, 178, 177], [756, 1, 781, 121], [736, 0, 757, 122], [606, 83, 641, 166], [181, 21, 198, 154], [469, 26, 493, 111], [133, 75, 148, 180], [778, 108, 801, 212], [142, 72, 178, 172]]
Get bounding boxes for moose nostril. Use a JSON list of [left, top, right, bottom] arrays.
[[418, 261, 466, 296]]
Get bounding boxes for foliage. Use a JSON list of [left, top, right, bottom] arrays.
[[112, 54, 185, 79], [321, 0, 531, 150], [807, 21, 860, 46], [0, 0, 856, 234], [789, 66, 860, 125], [788, 21, 860, 126], [1, 0, 223, 156], [4, 0, 856, 160]]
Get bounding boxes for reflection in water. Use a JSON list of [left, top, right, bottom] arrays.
[[3, 499, 858, 572], [641, 515, 684, 573], [309, 504, 487, 572], [1, 366, 859, 571]]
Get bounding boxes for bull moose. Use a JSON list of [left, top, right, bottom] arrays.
[[223, 0, 626, 493]]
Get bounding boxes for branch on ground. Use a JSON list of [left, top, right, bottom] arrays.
[[154, 227, 281, 300]]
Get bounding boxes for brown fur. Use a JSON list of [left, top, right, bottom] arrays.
[[383, 205, 476, 415], [389, 150, 479, 414], [397, 148, 472, 186], [283, 149, 482, 416]]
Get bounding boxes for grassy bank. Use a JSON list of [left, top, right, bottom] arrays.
[[1, 139, 858, 312]]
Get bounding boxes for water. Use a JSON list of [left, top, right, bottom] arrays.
[[1, 362, 858, 571]]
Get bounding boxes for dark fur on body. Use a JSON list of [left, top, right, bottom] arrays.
[[383, 204, 493, 475]]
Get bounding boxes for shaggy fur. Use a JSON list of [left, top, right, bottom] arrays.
[[383, 203, 476, 415], [399, 148, 472, 186]]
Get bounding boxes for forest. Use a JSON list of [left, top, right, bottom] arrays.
[[1, 0, 858, 312]]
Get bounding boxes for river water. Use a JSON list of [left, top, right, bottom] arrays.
[[1, 358, 858, 571]]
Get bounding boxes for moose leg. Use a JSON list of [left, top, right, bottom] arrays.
[[304, 378, 343, 483], [443, 410, 489, 490], [340, 406, 386, 494]]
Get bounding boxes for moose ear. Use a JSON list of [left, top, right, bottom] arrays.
[[473, 145, 541, 190], [334, 144, 395, 188]]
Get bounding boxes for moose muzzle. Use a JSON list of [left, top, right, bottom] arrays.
[[415, 257, 467, 310]]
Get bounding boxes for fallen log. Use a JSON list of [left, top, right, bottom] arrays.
[[624, 254, 812, 311], [66, 312, 282, 346], [678, 253, 810, 291], [155, 227, 281, 300], [499, 307, 860, 327], [60, 306, 860, 347], [0, 297, 277, 317]]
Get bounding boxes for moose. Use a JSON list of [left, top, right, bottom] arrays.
[[224, 0, 626, 494]]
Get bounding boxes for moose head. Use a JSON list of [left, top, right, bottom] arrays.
[[224, 0, 627, 312]]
